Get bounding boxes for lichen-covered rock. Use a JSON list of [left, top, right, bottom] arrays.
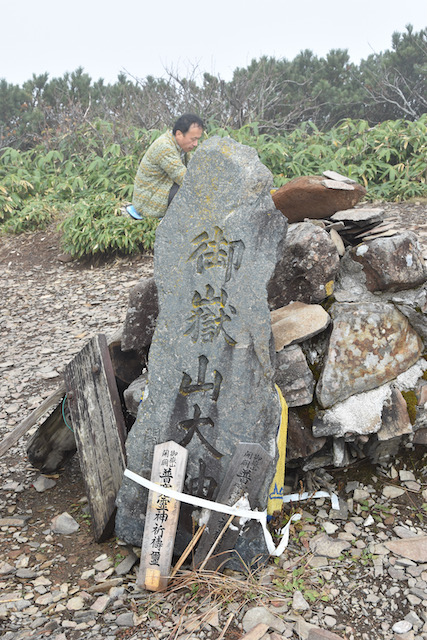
[[268, 222, 339, 309], [348, 231, 426, 292], [116, 136, 288, 550], [316, 302, 423, 408]]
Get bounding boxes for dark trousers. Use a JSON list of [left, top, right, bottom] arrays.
[[167, 183, 179, 206]]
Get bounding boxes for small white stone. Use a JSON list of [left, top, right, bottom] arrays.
[[66, 596, 85, 611], [323, 522, 338, 534], [392, 620, 412, 633], [382, 485, 405, 499]]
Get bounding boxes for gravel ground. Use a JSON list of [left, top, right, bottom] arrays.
[[1, 202, 427, 640]]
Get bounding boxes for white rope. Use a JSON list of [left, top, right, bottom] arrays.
[[124, 469, 340, 556]]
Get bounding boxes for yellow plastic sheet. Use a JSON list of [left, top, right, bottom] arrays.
[[267, 385, 288, 516]]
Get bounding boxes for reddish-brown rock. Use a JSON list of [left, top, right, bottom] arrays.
[[286, 409, 326, 461], [272, 175, 366, 222]]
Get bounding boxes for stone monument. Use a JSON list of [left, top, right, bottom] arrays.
[[115, 136, 288, 561]]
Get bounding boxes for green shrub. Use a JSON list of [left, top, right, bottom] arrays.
[[59, 195, 158, 257], [1, 117, 426, 257], [2, 197, 56, 233]]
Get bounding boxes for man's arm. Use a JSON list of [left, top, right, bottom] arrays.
[[156, 146, 187, 185]]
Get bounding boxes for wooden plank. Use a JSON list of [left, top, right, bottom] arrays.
[[194, 442, 272, 571], [64, 334, 126, 542], [0, 329, 127, 460], [0, 384, 66, 458], [137, 441, 188, 591]]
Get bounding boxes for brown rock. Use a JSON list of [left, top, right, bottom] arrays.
[[308, 629, 346, 640], [413, 428, 427, 445], [271, 302, 331, 350], [238, 623, 269, 640], [287, 409, 326, 461], [272, 175, 366, 223], [376, 386, 413, 441], [121, 277, 158, 353]]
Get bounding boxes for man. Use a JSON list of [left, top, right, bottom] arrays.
[[131, 113, 204, 219]]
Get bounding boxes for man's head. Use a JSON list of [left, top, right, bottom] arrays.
[[173, 113, 204, 152]]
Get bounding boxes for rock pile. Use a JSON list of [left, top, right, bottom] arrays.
[[121, 204, 427, 476], [1, 213, 427, 639]]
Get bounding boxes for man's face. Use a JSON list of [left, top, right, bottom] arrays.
[[175, 124, 203, 152]]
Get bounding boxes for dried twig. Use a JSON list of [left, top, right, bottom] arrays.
[[198, 514, 235, 571], [217, 612, 235, 639], [170, 524, 206, 578]]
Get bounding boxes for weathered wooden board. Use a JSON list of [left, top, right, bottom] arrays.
[[26, 401, 77, 473], [137, 441, 188, 591], [0, 384, 65, 458], [64, 334, 126, 542], [24, 329, 140, 472], [194, 442, 272, 571]]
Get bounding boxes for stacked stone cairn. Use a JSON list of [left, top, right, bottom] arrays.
[[121, 175, 427, 490]]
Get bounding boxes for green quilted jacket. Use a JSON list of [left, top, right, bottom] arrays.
[[132, 131, 188, 218]]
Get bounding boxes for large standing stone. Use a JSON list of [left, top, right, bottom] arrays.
[[316, 302, 423, 408], [115, 137, 288, 549]]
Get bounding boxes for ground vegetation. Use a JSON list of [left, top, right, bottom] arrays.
[[0, 25, 426, 257]]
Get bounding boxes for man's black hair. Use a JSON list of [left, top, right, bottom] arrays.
[[173, 113, 204, 135]]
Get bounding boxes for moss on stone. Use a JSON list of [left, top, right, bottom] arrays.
[[401, 389, 418, 425]]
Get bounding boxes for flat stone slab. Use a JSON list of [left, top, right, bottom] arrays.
[[330, 208, 384, 225], [271, 302, 330, 350], [384, 536, 427, 562]]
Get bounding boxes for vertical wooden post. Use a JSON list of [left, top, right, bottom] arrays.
[[137, 441, 188, 591], [64, 334, 126, 542]]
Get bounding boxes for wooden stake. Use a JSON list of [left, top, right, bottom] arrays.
[[170, 524, 206, 578], [138, 441, 188, 591], [198, 514, 235, 572]]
